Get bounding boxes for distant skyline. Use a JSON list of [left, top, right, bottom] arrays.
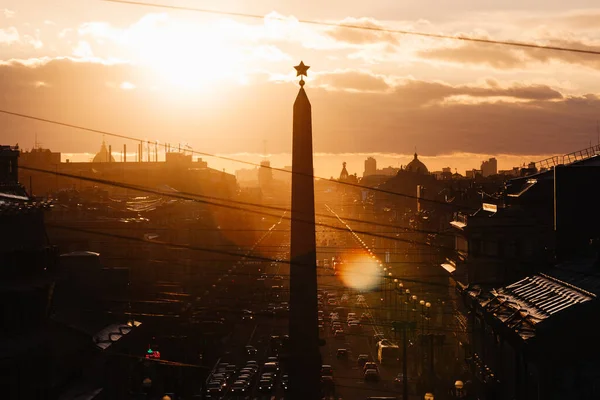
[[2, 1, 600, 157], [56, 150, 563, 180]]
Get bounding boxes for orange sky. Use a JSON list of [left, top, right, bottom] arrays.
[[2, 0, 600, 170]]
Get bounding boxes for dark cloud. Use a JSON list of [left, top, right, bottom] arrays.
[[419, 38, 600, 70], [0, 57, 595, 159]]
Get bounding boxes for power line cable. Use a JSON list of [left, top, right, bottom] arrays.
[[101, 0, 600, 57], [4, 108, 479, 210]]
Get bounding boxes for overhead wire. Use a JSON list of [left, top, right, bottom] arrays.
[[3, 108, 481, 211], [101, 0, 600, 56]]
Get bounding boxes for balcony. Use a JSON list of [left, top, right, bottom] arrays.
[[450, 212, 468, 230]]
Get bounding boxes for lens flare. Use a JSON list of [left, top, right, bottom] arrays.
[[338, 254, 380, 291]]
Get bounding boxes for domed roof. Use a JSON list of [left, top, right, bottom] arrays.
[[405, 153, 429, 174], [93, 141, 115, 163]]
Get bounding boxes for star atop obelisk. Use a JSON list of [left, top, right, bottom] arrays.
[[294, 61, 310, 86]]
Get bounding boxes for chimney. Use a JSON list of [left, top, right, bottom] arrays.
[[123, 144, 126, 162], [108, 145, 112, 162]]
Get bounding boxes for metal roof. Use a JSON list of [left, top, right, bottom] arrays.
[[478, 273, 595, 341]]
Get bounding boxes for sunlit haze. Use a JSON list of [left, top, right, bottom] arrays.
[[2, 0, 600, 163], [338, 253, 381, 291]]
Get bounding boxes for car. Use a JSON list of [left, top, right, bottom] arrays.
[[266, 356, 279, 364], [273, 275, 283, 280], [363, 362, 379, 373], [357, 354, 369, 367], [211, 373, 227, 382], [336, 349, 348, 359], [263, 362, 280, 375], [334, 329, 345, 339], [242, 310, 254, 321], [258, 379, 274, 392], [319, 323, 325, 332], [261, 372, 276, 381], [205, 384, 223, 399], [225, 364, 237, 374], [364, 368, 380, 382], [230, 380, 249, 394], [281, 374, 289, 390], [245, 345, 257, 356], [237, 374, 253, 385], [321, 365, 334, 376]]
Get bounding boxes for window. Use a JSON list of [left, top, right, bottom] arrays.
[[456, 236, 469, 255]]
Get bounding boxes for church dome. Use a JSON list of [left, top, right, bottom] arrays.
[[93, 141, 115, 163], [405, 153, 429, 174]]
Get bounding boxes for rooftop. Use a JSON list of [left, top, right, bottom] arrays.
[[468, 259, 600, 341]]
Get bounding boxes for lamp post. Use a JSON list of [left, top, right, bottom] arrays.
[[405, 289, 411, 322], [419, 300, 426, 333], [387, 272, 393, 312], [451, 380, 465, 399], [425, 302, 431, 334], [382, 267, 387, 307], [411, 295, 418, 320], [393, 279, 399, 319], [398, 283, 404, 320]]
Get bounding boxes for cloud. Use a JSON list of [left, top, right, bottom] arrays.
[[398, 79, 562, 105], [418, 41, 525, 69], [326, 17, 399, 45], [0, 57, 596, 159], [0, 27, 19, 45], [312, 69, 562, 102], [315, 70, 391, 92]]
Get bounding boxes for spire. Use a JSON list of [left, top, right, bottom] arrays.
[[289, 60, 320, 400], [340, 161, 349, 180]]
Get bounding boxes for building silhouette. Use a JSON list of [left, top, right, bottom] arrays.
[[363, 156, 377, 177], [405, 152, 429, 174], [258, 160, 273, 188], [480, 157, 497, 177], [92, 141, 115, 163]]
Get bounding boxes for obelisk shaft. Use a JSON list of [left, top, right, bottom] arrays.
[[289, 86, 321, 400]]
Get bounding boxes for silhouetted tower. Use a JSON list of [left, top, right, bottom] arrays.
[[364, 156, 376, 177], [340, 161, 349, 180], [289, 61, 320, 400]]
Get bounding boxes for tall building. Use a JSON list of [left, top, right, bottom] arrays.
[[258, 160, 273, 188], [481, 157, 498, 177], [363, 157, 376, 177]]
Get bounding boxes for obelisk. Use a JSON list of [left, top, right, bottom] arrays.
[[288, 61, 321, 400]]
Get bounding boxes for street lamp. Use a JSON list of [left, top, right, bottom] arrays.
[[425, 302, 431, 333], [452, 380, 465, 399], [419, 300, 426, 332]]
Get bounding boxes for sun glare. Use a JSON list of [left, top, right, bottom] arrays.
[[338, 254, 380, 291], [132, 16, 245, 90]]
